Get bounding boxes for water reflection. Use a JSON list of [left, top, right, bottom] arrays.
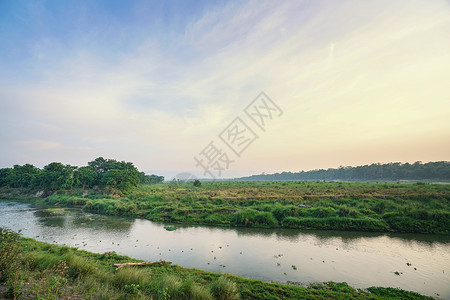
[[37, 216, 66, 228], [0, 200, 449, 299]]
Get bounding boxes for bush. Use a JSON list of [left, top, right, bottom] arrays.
[[209, 276, 240, 300], [177, 279, 213, 300], [312, 207, 336, 218], [271, 205, 299, 221], [282, 217, 390, 231], [0, 227, 21, 283], [233, 210, 278, 227], [281, 217, 302, 229], [65, 254, 97, 278]]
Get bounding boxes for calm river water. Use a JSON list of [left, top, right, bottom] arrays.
[[0, 201, 449, 298]]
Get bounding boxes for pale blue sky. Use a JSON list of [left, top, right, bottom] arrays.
[[1, 0, 449, 179]]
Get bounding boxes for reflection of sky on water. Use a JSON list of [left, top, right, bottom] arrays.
[[1, 201, 449, 298]]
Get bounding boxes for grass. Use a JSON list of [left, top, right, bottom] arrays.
[[164, 226, 178, 231], [1, 180, 449, 233], [40, 207, 68, 216], [0, 230, 433, 299]]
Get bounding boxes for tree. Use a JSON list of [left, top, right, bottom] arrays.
[[1, 157, 165, 192], [9, 164, 40, 188], [74, 166, 97, 188], [0, 168, 13, 187], [193, 180, 201, 187], [37, 162, 77, 190], [238, 161, 450, 181], [101, 165, 140, 192], [139, 172, 164, 184]]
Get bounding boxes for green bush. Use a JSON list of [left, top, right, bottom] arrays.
[[312, 207, 336, 218], [271, 205, 299, 221], [281, 216, 302, 229], [65, 253, 97, 278], [282, 217, 389, 231], [0, 227, 21, 283], [233, 210, 278, 227], [209, 276, 240, 300]]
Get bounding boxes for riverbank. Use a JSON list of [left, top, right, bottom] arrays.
[[1, 180, 449, 233], [0, 229, 432, 299]]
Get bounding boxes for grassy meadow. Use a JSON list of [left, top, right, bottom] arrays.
[[1, 180, 449, 234]]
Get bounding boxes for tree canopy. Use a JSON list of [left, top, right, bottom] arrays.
[[238, 161, 450, 181], [0, 157, 164, 192]]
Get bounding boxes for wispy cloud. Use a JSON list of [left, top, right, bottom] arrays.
[[0, 0, 449, 176]]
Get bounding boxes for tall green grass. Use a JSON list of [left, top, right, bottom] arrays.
[[2, 180, 450, 233]]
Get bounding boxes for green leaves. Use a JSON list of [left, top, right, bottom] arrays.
[[0, 157, 163, 193]]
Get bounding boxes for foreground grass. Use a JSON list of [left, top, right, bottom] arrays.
[[1, 234, 432, 299], [1, 180, 450, 233]]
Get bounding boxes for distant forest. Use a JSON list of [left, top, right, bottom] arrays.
[[238, 161, 450, 181]]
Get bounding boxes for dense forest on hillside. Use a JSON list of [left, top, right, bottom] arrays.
[[238, 161, 450, 181], [0, 157, 164, 193]]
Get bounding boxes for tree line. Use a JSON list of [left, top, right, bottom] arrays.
[[238, 161, 450, 181], [0, 157, 164, 192]]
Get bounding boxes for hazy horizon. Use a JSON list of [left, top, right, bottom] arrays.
[[1, 0, 449, 180]]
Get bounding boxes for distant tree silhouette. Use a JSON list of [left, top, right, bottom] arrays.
[[238, 161, 450, 181]]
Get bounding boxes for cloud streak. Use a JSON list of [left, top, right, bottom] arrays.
[[0, 0, 449, 177]]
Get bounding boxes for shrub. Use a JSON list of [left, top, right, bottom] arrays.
[[0, 227, 21, 283], [337, 206, 360, 218], [281, 217, 301, 229], [64, 254, 97, 278], [177, 278, 213, 300], [233, 210, 278, 227], [283, 217, 389, 231], [209, 276, 240, 300], [114, 267, 149, 287], [312, 207, 336, 218], [271, 205, 299, 221]]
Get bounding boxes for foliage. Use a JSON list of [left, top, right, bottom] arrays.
[[209, 276, 240, 300], [239, 161, 450, 181], [233, 210, 278, 227], [0, 227, 21, 283], [2, 180, 450, 233], [36, 162, 77, 190], [366, 286, 432, 299], [73, 166, 97, 188], [0, 157, 164, 193], [139, 172, 164, 184]]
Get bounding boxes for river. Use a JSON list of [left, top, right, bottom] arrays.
[[0, 201, 449, 298]]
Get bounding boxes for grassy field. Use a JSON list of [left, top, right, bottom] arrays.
[[0, 228, 432, 299], [1, 180, 449, 234]]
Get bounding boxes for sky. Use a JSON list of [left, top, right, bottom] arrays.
[[0, 0, 449, 179]]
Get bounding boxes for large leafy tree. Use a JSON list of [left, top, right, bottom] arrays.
[[0, 168, 14, 187], [100, 161, 140, 192], [74, 166, 97, 188], [37, 162, 77, 190], [0, 164, 40, 188], [14, 164, 40, 188], [0, 157, 164, 192]]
